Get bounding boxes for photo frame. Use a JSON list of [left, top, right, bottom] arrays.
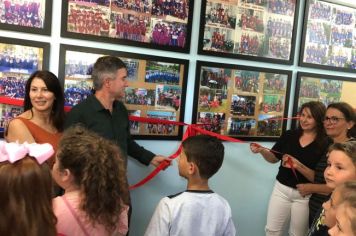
[[0, 0, 52, 35], [197, 0, 299, 65], [61, 0, 194, 53], [292, 72, 356, 128], [58, 44, 189, 140], [192, 60, 292, 141], [0, 36, 50, 137], [299, 0, 356, 72]]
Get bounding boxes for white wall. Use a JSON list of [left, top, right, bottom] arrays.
[[1, 0, 355, 236]]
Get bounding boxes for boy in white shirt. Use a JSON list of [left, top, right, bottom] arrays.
[[145, 135, 236, 236]]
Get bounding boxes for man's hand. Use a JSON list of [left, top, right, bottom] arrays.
[[150, 155, 172, 169]]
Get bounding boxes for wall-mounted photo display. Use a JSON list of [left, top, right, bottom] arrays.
[[0, 36, 50, 137], [58, 44, 189, 140], [300, 0, 356, 72], [292, 72, 356, 128], [197, 0, 299, 65], [61, 0, 194, 53], [0, 0, 52, 35], [192, 61, 292, 141]]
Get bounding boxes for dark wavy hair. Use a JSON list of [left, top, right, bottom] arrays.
[[327, 102, 356, 138], [0, 157, 56, 236], [57, 125, 129, 233], [297, 101, 327, 149], [24, 70, 65, 132]]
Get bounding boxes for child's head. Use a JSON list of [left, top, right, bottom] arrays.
[[180, 135, 224, 179], [322, 181, 356, 228], [52, 125, 129, 232], [328, 193, 356, 235], [0, 142, 56, 236], [324, 141, 356, 189]]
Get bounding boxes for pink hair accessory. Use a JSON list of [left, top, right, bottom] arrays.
[[0, 141, 54, 164]]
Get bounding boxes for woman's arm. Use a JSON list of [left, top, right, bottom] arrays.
[[5, 119, 35, 143], [250, 143, 279, 163], [296, 183, 333, 197]]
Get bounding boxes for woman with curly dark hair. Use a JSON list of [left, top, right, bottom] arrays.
[[52, 125, 130, 235]]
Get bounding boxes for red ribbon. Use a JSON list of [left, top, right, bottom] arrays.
[[0, 96, 300, 188]]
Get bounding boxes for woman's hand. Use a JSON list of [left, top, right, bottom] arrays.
[[250, 143, 263, 154], [282, 154, 302, 169]]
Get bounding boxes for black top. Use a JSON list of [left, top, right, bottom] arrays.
[[64, 95, 155, 166], [272, 130, 328, 188]]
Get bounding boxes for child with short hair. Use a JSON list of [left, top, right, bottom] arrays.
[[52, 125, 130, 236], [308, 141, 356, 236], [145, 135, 236, 236], [0, 141, 56, 236], [328, 195, 356, 236]]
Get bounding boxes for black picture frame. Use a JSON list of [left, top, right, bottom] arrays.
[[299, 0, 356, 72], [291, 72, 356, 128], [61, 0, 194, 53], [192, 60, 292, 141], [0, 36, 50, 137], [58, 44, 189, 140], [197, 0, 299, 65], [0, 0, 52, 35]]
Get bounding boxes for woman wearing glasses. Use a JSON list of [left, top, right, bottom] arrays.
[[284, 102, 356, 227]]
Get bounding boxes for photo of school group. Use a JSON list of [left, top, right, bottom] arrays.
[[61, 47, 187, 138], [0, 103, 23, 133], [65, 0, 190, 49], [302, 0, 356, 71], [195, 63, 290, 139], [0, 0, 46, 29], [201, 0, 296, 61], [296, 74, 356, 112]]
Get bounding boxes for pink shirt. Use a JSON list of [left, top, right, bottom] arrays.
[[53, 191, 129, 236]]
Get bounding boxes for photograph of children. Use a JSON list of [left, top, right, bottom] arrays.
[[0, 104, 23, 133], [233, 70, 259, 93], [0, 72, 27, 99], [67, 2, 111, 36], [298, 77, 320, 99], [230, 94, 256, 116], [263, 73, 287, 94], [257, 114, 282, 136], [0, 0, 46, 28], [112, 0, 150, 13], [64, 79, 93, 107], [145, 110, 177, 135], [128, 109, 141, 134], [235, 31, 265, 56], [198, 87, 228, 112], [260, 94, 284, 113], [237, 7, 264, 33], [121, 57, 139, 81], [203, 26, 235, 52], [197, 112, 225, 134], [227, 117, 256, 136], [150, 19, 187, 48], [64, 51, 99, 106], [110, 12, 150, 41], [151, 0, 189, 21], [302, 0, 356, 71], [125, 87, 155, 106], [145, 61, 180, 85], [205, 1, 237, 29], [155, 84, 181, 111], [0, 42, 43, 74], [200, 66, 230, 90]]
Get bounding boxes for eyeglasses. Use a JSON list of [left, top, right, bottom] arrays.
[[323, 116, 345, 124]]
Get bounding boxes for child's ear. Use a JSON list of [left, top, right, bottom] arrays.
[[188, 162, 197, 175], [60, 169, 73, 183]]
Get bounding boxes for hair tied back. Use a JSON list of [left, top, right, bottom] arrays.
[[0, 141, 54, 164]]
